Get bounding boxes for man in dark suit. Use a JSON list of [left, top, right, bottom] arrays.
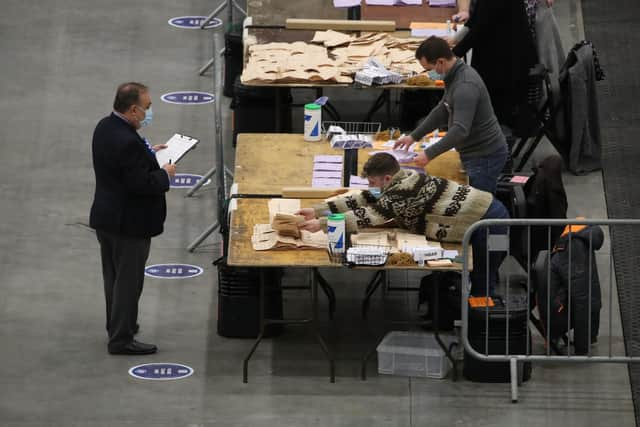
[[90, 82, 176, 355]]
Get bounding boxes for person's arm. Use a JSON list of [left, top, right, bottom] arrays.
[[312, 191, 397, 233], [120, 143, 170, 196], [424, 81, 479, 160], [409, 102, 449, 142]]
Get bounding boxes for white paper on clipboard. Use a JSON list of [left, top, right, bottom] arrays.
[[155, 133, 199, 165]]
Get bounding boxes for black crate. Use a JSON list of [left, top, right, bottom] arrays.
[[217, 263, 283, 338]]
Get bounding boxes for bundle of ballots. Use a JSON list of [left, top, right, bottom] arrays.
[[330, 133, 374, 149], [354, 58, 404, 86]]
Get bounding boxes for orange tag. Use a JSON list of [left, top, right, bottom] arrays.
[[468, 296, 495, 308]]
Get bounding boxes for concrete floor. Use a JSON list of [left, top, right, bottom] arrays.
[[0, 0, 635, 426]]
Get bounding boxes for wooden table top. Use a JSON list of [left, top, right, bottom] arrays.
[[227, 198, 469, 271], [233, 133, 466, 196]]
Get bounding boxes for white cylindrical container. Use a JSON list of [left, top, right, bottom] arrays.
[[327, 213, 346, 263], [303, 103, 322, 142]]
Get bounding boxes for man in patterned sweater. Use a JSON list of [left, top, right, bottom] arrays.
[[298, 153, 509, 296]]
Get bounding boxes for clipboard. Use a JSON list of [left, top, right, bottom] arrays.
[[155, 133, 199, 165]]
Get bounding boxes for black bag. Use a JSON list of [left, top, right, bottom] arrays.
[[464, 295, 532, 383], [419, 272, 461, 331]]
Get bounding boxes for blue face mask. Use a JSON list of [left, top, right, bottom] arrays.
[[139, 106, 153, 128], [428, 70, 444, 81], [368, 187, 382, 199]]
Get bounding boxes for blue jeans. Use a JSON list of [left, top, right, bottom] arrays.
[[470, 198, 509, 296], [462, 145, 509, 194]]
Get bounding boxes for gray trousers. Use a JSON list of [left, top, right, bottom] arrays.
[[96, 230, 151, 349]]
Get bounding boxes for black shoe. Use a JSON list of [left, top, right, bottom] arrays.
[[108, 340, 157, 355]]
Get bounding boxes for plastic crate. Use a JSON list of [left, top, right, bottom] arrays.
[[376, 331, 457, 379]]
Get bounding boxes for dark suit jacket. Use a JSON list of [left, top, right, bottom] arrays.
[[90, 113, 170, 238], [453, 0, 537, 126]]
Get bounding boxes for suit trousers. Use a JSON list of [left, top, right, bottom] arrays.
[[96, 230, 151, 349]]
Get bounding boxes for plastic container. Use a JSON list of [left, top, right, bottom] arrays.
[[377, 331, 457, 379], [327, 213, 345, 263], [303, 103, 322, 142]]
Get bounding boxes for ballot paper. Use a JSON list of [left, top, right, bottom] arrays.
[[333, 0, 361, 7], [349, 175, 370, 188], [429, 0, 456, 6], [155, 133, 199, 166]]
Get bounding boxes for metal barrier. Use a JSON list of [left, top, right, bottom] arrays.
[[460, 218, 640, 402]]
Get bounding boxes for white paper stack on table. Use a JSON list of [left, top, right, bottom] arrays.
[[349, 175, 370, 188], [155, 133, 199, 166], [312, 155, 343, 188], [368, 149, 417, 163]]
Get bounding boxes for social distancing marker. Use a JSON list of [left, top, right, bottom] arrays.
[[168, 16, 223, 29], [170, 174, 210, 189], [129, 363, 194, 380], [161, 91, 215, 105], [145, 264, 204, 279]]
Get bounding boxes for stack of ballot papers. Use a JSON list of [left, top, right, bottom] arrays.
[[409, 22, 454, 38], [429, 0, 456, 6], [349, 175, 370, 188], [366, 0, 422, 4], [330, 133, 373, 149], [312, 155, 343, 188], [354, 58, 404, 86]]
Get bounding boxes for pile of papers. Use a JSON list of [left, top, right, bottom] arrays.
[[354, 58, 404, 86], [241, 31, 424, 85], [252, 199, 328, 251], [312, 155, 343, 188], [330, 133, 373, 149], [365, 0, 422, 5], [428, 0, 456, 6]]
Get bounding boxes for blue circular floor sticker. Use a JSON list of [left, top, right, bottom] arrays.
[[168, 16, 223, 29], [145, 264, 204, 279], [161, 91, 215, 105], [129, 363, 194, 381], [170, 173, 211, 189]]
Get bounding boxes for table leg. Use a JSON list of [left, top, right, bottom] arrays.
[[274, 87, 283, 132], [432, 278, 458, 381], [362, 271, 385, 319], [243, 269, 266, 383], [314, 268, 336, 320], [312, 270, 335, 383]]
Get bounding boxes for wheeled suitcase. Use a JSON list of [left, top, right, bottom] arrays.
[[463, 295, 532, 383]]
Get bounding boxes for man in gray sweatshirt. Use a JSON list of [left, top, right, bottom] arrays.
[[394, 36, 508, 194]]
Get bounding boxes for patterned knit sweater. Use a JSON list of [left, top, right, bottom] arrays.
[[314, 169, 493, 243]]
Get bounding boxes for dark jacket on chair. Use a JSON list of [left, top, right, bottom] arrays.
[[90, 113, 170, 238]]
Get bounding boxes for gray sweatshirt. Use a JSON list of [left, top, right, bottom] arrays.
[[410, 59, 507, 161]]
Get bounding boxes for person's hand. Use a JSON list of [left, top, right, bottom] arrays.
[[299, 219, 321, 233], [414, 151, 430, 168], [546, 0, 554, 6], [296, 208, 316, 221], [393, 134, 415, 150], [152, 144, 168, 152], [452, 10, 470, 28], [162, 163, 177, 178]]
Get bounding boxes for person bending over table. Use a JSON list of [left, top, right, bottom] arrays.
[[297, 153, 508, 297], [394, 36, 508, 195]]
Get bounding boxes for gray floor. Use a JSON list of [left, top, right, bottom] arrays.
[[0, 0, 635, 426]]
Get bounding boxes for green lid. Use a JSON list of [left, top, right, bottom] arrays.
[[304, 103, 321, 110], [328, 213, 345, 221]]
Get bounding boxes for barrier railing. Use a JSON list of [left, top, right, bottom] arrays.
[[460, 218, 640, 402]]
